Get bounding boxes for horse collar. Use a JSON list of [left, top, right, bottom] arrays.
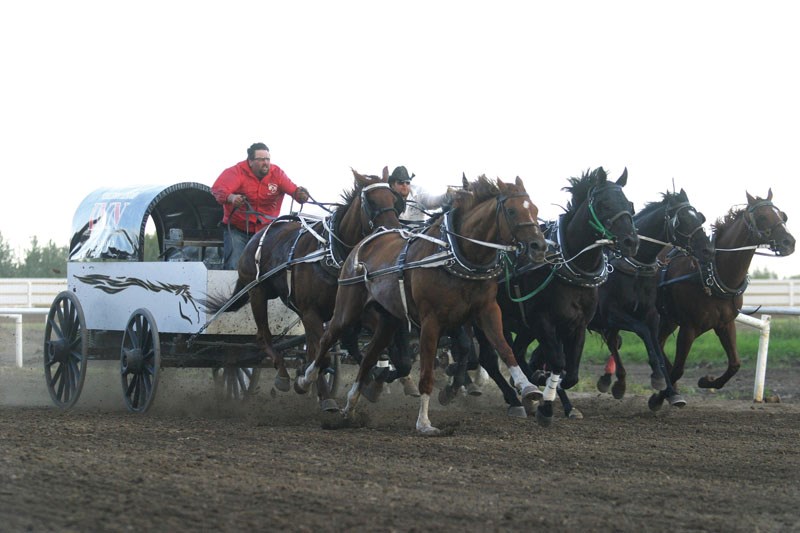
[[440, 210, 505, 281], [551, 216, 609, 287]]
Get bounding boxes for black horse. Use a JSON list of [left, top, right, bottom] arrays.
[[591, 189, 715, 408], [475, 167, 639, 426]]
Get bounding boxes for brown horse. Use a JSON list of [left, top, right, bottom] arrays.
[[296, 176, 547, 434], [651, 190, 795, 409], [205, 168, 404, 407]]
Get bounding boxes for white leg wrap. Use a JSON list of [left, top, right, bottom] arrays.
[[300, 362, 319, 389], [509, 366, 533, 391], [416, 394, 432, 432], [544, 373, 561, 402]]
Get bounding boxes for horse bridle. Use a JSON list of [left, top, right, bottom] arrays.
[[360, 183, 405, 232], [495, 192, 539, 256], [666, 201, 706, 250], [587, 184, 635, 243], [743, 199, 788, 246]]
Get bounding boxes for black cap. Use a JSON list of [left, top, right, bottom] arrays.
[[389, 166, 415, 183]]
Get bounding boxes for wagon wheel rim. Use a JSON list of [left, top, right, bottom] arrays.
[[212, 367, 261, 402], [120, 308, 161, 414], [43, 291, 88, 409]]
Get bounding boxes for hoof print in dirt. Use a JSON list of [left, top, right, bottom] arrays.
[[320, 410, 369, 430]]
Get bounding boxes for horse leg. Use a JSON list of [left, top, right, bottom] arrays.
[[249, 285, 290, 392], [415, 318, 444, 435], [296, 286, 365, 396], [556, 327, 587, 421], [651, 325, 697, 411], [300, 313, 339, 412], [343, 310, 397, 416], [701, 321, 741, 389], [638, 314, 686, 408], [339, 323, 363, 364], [474, 327, 526, 417], [603, 331, 628, 399], [440, 327, 471, 405], [475, 304, 541, 402], [387, 326, 420, 397]]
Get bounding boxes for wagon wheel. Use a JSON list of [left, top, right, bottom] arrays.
[[120, 308, 161, 414], [212, 366, 261, 402], [43, 291, 88, 409]]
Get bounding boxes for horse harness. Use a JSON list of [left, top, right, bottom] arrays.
[[339, 193, 531, 327]]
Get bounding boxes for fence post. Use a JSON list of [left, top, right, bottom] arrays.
[[752, 314, 771, 403]]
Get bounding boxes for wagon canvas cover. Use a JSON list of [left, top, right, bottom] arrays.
[[68, 182, 221, 261]]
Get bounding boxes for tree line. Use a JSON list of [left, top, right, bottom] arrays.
[[0, 232, 69, 278]]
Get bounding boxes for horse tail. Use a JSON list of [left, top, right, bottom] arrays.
[[202, 277, 251, 314]]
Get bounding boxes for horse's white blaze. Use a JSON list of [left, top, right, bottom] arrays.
[[543, 373, 561, 402], [523, 200, 531, 210]]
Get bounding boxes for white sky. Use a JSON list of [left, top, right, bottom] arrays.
[[1, 1, 799, 276]]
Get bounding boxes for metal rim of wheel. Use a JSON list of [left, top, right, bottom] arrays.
[[43, 291, 88, 409], [120, 308, 161, 414], [212, 367, 261, 402]]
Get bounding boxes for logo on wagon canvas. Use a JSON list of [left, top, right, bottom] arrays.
[[75, 274, 200, 324]]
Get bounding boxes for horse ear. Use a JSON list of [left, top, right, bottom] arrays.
[[616, 167, 628, 187], [462, 173, 468, 189], [352, 168, 367, 188], [515, 176, 525, 190], [767, 188, 773, 201], [679, 188, 687, 198], [746, 191, 756, 204]]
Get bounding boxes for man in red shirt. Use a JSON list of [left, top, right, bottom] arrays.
[[212, 142, 310, 269]]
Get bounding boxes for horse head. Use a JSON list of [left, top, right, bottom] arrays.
[[744, 189, 795, 256], [584, 167, 639, 258], [454, 176, 547, 265], [667, 189, 714, 263], [351, 167, 404, 234]]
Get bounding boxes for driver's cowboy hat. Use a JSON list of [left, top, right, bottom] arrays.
[[389, 166, 415, 184]]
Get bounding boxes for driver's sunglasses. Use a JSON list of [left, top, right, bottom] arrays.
[[396, 180, 411, 185]]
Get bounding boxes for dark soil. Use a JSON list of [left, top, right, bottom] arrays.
[[2, 321, 800, 532]]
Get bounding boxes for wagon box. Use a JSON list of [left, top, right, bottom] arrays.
[[45, 182, 307, 414]]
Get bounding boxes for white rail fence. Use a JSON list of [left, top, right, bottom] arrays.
[[1, 278, 798, 402]]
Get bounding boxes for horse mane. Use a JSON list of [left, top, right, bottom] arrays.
[[561, 167, 609, 223], [449, 175, 501, 228], [712, 205, 745, 234], [638, 190, 684, 218]]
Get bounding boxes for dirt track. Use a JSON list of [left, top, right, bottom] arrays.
[[2, 322, 800, 532]]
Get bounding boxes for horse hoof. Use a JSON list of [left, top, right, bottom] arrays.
[[438, 386, 456, 406], [507, 406, 527, 418], [275, 375, 291, 392], [597, 373, 612, 393], [668, 394, 687, 408], [698, 376, 715, 389], [361, 381, 383, 403], [521, 396, 535, 416], [465, 383, 482, 396], [611, 380, 626, 400], [417, 425, 442, 436], [648, 393, 664, 412], [519, 385, 543, 401], [319, 398, 339, 412], [535, 407, 554, 427], [566, 407, 584, 420], [293, 379, 309, 395]]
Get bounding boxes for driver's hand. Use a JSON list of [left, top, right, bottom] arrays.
[[227, 194, 246, 208], [295, 187, 310, 204]]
